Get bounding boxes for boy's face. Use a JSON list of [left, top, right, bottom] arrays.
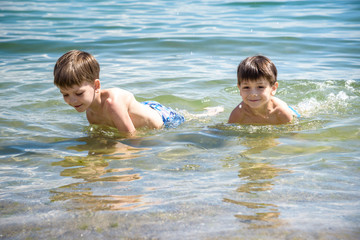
[[59, 81, 97, 112], [238, 78, 278, 109]]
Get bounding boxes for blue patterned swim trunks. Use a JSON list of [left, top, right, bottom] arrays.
[[142, 101, 185, 128]]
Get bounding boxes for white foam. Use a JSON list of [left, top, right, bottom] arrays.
[[297, 91, 351, 117]]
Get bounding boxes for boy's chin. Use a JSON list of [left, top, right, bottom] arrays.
[[245, 101, 262, 108], [73, 106, 86, 112]]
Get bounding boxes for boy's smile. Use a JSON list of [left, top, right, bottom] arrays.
[[74, 104, 83, 109], [238, 78, 278, 109]]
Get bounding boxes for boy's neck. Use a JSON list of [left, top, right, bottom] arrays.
[[87, 91, 103, 114], [245, 100, 274, 118]]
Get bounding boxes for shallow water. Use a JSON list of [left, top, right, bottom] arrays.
[[1, 0, 360, 239]]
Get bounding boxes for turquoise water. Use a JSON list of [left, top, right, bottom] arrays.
[[1, 0, 360, 239]]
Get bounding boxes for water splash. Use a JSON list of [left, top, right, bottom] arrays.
[[297, 91, 351, 117]]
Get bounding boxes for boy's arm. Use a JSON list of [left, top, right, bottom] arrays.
[[106, 94, 136, 136], [273, 98, 294, 124], [276, 106, 293, 124]]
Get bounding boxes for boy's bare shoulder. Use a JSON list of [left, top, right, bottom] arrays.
[[103, 88, 134, 106], [108, 88, 133, 98], [228, 103, 245, 123], [272, 97, 293, 123]]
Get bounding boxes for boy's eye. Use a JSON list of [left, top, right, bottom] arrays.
[[62, 94, 69, 97], [76, 92, 84, 96], [242, 86, 250, 89]]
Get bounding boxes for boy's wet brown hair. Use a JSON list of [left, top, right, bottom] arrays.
[[237, 55, 277, 86], [54, 50, 100, 88]]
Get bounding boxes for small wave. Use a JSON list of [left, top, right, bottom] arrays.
[[297, 91, 352, 117], [181, 106, 224, 121], [283, 79, 358, 118]]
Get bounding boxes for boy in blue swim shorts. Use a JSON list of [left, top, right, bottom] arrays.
[[54, 50, 184, 137]]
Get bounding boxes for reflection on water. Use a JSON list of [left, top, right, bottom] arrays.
[[225, 135, 290, 229], [224, 198, 279, 225], [241, 135, 280, 156], [50, 137, 149, 211], [237, 162, 286, 193]]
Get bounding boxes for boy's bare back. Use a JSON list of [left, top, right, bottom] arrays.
[[86, 88, 164, 133]]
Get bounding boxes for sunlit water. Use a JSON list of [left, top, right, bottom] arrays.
[[1, 0, 360, 239]]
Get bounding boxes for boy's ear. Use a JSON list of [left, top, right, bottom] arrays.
[[94, 79, 101, 92], [271, 82, 279, 96]]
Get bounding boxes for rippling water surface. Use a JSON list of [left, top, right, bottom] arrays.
[[1, 0, 360, 239]]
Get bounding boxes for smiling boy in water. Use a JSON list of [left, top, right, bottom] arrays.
[[54, 50, 184, 136], [228, 55, 300, 125]]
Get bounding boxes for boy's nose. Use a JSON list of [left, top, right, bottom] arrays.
[[250, 89, 258, 96], [69, 96, 78, 105]]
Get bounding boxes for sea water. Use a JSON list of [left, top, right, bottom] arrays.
[[0, 0, 359, 239]]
